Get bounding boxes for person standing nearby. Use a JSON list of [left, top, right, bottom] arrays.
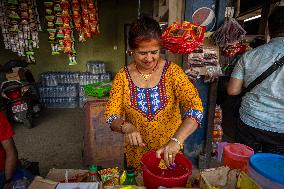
[[0, 112, 34, 189], [0, 111, 18, 189], [227, 6, 284, 154]]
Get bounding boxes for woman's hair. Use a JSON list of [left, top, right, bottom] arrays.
[[128, 15, 162, 50], [268, 6, 284, 37]]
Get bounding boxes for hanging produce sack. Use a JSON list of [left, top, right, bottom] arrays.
[[162, 21, 205, 54], [211, 18, 246, 47], [222, 42, 250, 57]]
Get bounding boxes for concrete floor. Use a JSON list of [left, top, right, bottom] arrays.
[[13, 108, 86, 176]]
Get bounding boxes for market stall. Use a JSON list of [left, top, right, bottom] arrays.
[[1, 0, 284, 189]]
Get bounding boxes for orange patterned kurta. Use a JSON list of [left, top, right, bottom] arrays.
[[104, 62, 203, 169]]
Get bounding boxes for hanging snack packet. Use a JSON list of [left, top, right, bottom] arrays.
[[98, 167, 120, 186], [162, 21, 205, 54]]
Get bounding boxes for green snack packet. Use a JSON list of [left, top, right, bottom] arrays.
[[84, 82, 112, 98]]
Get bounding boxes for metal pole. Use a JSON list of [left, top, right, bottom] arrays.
[[138, 0, 141, 17]]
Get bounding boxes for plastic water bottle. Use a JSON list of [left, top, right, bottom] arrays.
[[86, 165, 100, 182], [123, 166, 137, 185]]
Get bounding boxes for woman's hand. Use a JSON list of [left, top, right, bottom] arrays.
[[156, 140, 180, 167], [123, 123, 146, 147]]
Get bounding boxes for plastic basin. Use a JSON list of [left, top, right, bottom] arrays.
[[141, 151, 192, 189], [223, 143, 254, 172], [248, 153, 284, 189]]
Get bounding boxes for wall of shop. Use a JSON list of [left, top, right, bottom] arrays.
[[0, 0, 153, 80]]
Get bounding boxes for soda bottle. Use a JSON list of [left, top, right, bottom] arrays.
[[123, 166, 137, 185], [86, 165, 100, 182], [212, 105, 223, 157], [213, 105, 223, 143], [213, 124, 223, 143]]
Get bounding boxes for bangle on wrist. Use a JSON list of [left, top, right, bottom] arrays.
[[171, 137, 184, 150], [119, 120, 125, 134]]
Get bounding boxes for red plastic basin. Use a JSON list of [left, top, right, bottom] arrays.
[[141, 151, 192, 189], [223, 143, 254, 172]]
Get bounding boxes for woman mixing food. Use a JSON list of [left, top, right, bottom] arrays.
[[104, 15, 203, 170]]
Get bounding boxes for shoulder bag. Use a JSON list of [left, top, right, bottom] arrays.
[[232, 55, 284, 117]]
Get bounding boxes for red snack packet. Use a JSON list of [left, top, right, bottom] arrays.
[[60, 0, 70, 10], [162, 21, 205, 54], [71, 0, 80, 11], [63, 39, 73, 54]]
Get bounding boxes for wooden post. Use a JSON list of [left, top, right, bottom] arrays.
[[166, 0, 185, 65], [198, 80, 218, 169], [168, 0, 184, 24], [258, 0, 271, 38], [234, 0, 240, 17], [159, 0, 169, 21], [153, 0, 159, 21]]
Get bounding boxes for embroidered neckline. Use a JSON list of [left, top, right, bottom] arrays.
[[125, 61, 171, 121], [125, 61, 170, 89]]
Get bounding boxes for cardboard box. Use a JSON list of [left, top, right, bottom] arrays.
[[56, 183, 100, 189], [83, 101, 124, 169], [158, 187, 199, 189], [29, 169, 101, 189], [31, 169, 151, 189], [6, 72, 21, 81], [199, 166, 261, 189], [11, 67, 21, 72], [46, 168, 88, 182], [28, 176, 58, 189], [104, 186, 145, 189], [86, 96, 109, 102]]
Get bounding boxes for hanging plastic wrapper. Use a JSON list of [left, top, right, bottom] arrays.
[[162, 21, 206, 54], [44, 1, 60, 55], [0, 0, 41, 63], [76, 0, 100, 42], [184, 45, 220, 83], [44, 0, 99, 65], [204, 64, 223, 83], [222, 42, 250, 57], [211, 18, 246, 47], [185, 68, 200, 83]]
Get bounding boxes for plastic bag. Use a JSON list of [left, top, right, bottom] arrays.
[[222, 42, 250, 57], [98, 167, 120, 186], [84, 82, 112, 98], [211, 18, 246, 47], [162, 21, 205, 54], [204, 65, 223, 83]]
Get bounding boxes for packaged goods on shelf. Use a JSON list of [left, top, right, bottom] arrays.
[[38, 61, 111, 108]]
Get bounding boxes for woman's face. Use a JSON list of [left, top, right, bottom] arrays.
[[132, 39, 161, 71]]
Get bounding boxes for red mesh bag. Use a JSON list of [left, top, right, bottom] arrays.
[[222, 42, 250, 57], [211, 18, 246, 47], [162, 21, 205, 54]]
